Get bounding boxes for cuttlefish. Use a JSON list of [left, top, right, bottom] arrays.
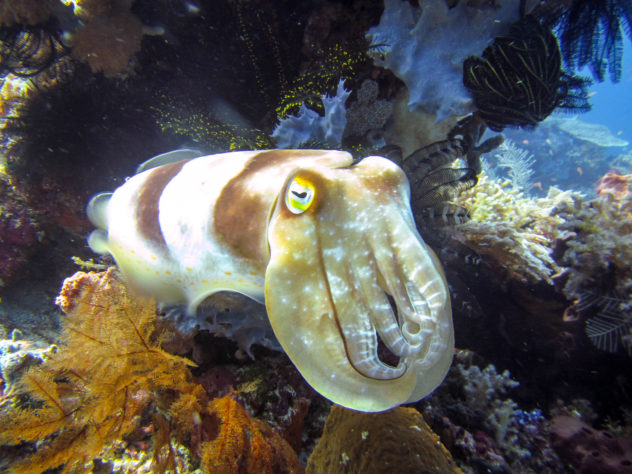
[[87, 149, 454, 412]]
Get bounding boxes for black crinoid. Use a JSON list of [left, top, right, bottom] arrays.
[[0, 22, 67, 78], [463, 15, 591, 132], [546, 0, 632, 82]]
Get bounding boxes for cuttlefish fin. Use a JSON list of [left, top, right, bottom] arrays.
[[135, 149, 204, 174], [86, 192, 112, 230]]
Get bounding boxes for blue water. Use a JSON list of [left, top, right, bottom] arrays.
[[580, 37, 632, 148]]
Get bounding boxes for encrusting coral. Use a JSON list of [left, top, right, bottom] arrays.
[[306, 404, 461, 474], [0, 268, 302, 473]]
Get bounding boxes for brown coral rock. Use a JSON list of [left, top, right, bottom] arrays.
[[0, 0, 54, 26], [306, 404, 462, 474], [71, 12, 143, 77], [201, 395, 303, 474]]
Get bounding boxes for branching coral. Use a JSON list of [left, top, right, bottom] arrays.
[[422, 352, 561, 472], [450, 174, 579, 284]]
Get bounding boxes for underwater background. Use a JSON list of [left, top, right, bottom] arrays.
[[0, 0, 631, 472]]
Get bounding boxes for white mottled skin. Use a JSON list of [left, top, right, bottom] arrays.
[[88, 149, 454, 412], [101, 151, 265, 311]]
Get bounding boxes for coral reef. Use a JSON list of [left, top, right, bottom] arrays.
[[366, 0, 520, 121], [551, 414, 632, 473], [552, 172, 632, 353], [70, 11, 143, 78], [0, 268, 199, 472], [0, 0, 56, 27], [553, 116, 629, 147], [0, 23, 67, 78], [492, 140, 536, 191], [502, 115, 624, 194], [0, 269, 303, 472], [0, 172, 40, 287], [343, 78, 393, 143], [421, 350, 564, 472], [306, 404, 461, 474], [450, 174, 578, 284], [0, 327, 54, 389], [276, 43, 365, 121], [201, 394, 303, 473]]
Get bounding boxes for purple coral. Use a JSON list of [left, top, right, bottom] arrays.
[[551, 415, 632, 473], [0, 181, 40, 287]]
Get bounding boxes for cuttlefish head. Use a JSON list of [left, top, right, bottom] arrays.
[[265, 156, 454, 412]]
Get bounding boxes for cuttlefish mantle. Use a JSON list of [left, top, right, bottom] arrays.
[[87, 148, 454, 412]]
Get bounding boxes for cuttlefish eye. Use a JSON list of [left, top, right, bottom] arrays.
[[285, 175, 315, 214]]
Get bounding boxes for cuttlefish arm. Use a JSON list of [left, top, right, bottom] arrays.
[[265, 156, 454, 412]]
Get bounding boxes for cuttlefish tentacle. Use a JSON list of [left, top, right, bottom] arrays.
[[320, 238, 406, 380], [387, 217, 451, 368], [337, 220, 418, 360], [266, 156, 453, 411]]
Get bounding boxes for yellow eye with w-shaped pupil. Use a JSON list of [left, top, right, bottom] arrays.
[[286, 176, 315, 214]]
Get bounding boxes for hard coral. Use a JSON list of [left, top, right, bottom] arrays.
[[597, 169, 632, 200], [422, 351, 564, 472], [306, 404, 461, 474]]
